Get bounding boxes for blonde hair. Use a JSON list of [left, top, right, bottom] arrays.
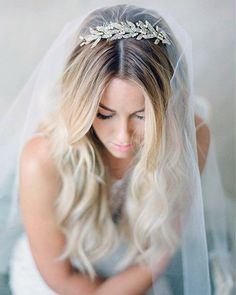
[[37, 4, 190, 280]]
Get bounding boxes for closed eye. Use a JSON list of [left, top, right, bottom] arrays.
[[96, 112, 113, 120], [135, 114, 144, 120], [96, 112, 145, 120]]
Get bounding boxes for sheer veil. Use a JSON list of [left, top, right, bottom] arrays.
[[0, 4, 234, 294]]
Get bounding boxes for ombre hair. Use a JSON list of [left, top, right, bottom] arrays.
[[36, 4, 189, 280]]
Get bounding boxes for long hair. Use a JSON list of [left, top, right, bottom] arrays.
[[36, 4, 190, 280]]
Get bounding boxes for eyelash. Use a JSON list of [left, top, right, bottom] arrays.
[[96, 113, 113, 120], [135, 115, 145, 120], [96, 112, 144, 120]]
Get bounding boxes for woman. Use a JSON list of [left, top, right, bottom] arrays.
[[0, 4, 232, 295]]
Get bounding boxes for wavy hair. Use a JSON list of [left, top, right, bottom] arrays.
[[37, 4, 191, 280]]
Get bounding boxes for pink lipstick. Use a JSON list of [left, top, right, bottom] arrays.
[[112, 143, 133, 152]]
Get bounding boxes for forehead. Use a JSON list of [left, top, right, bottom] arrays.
[[100, 78, 145, 109]]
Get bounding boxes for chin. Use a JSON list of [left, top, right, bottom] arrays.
[[109, 150, 133, 159], [103, 145, 134, 158]]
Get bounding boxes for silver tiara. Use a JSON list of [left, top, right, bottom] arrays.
[[79, 20, 171, 48]]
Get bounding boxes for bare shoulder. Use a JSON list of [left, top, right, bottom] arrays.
[[194, 114, 211, 174], [20, 134, 58, 178], [19, 133, 61, 217]]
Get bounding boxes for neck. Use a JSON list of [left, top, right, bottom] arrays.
[[101, 149, 134, 180]]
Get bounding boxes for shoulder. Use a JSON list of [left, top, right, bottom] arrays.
[[20, 134, 51, 166], [19, 135, 61, 199], [20, 134, 58, 178], [194, 114, 211, 174], [194, 113, 211, 142]]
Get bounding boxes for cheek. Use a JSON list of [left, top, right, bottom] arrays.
[[92, 120, 111, 139], [133, 122, 145, 139]]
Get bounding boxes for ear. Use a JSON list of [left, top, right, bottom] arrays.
[[194, 114, 211, 175]]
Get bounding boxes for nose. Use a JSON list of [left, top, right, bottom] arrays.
[[116, 118, 132, 144]]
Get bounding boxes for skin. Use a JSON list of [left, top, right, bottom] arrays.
[[92, 77, 145, 180], [92, 77, 210, 178]]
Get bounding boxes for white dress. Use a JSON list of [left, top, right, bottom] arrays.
[[8, 178, 171, 295]]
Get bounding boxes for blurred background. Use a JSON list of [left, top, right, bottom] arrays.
[[0, 0, 235, 294]]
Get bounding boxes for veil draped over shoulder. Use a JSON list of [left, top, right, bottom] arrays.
[[0, 4, 234, 295]]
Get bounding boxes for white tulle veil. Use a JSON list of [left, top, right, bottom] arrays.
[[0, 4, 234, 295]]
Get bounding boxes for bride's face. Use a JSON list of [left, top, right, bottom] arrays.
[[92, 77, 145, 160]]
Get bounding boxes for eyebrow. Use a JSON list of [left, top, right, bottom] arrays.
[[99, 103, 145, 114]]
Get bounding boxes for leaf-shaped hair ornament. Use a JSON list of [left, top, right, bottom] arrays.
[[79, 20, 171, 48]]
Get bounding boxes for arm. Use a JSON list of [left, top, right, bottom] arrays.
[[92, 264, 152, 295], [19, 135, 105, 295], [92, 253, 172, 295]]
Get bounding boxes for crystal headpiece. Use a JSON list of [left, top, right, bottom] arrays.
[[79, 20, 171, 48]]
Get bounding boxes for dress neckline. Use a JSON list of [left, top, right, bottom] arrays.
[[110, 177, 124, 188]]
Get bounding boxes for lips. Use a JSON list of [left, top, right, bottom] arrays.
[[112, 143, 133, 152]]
